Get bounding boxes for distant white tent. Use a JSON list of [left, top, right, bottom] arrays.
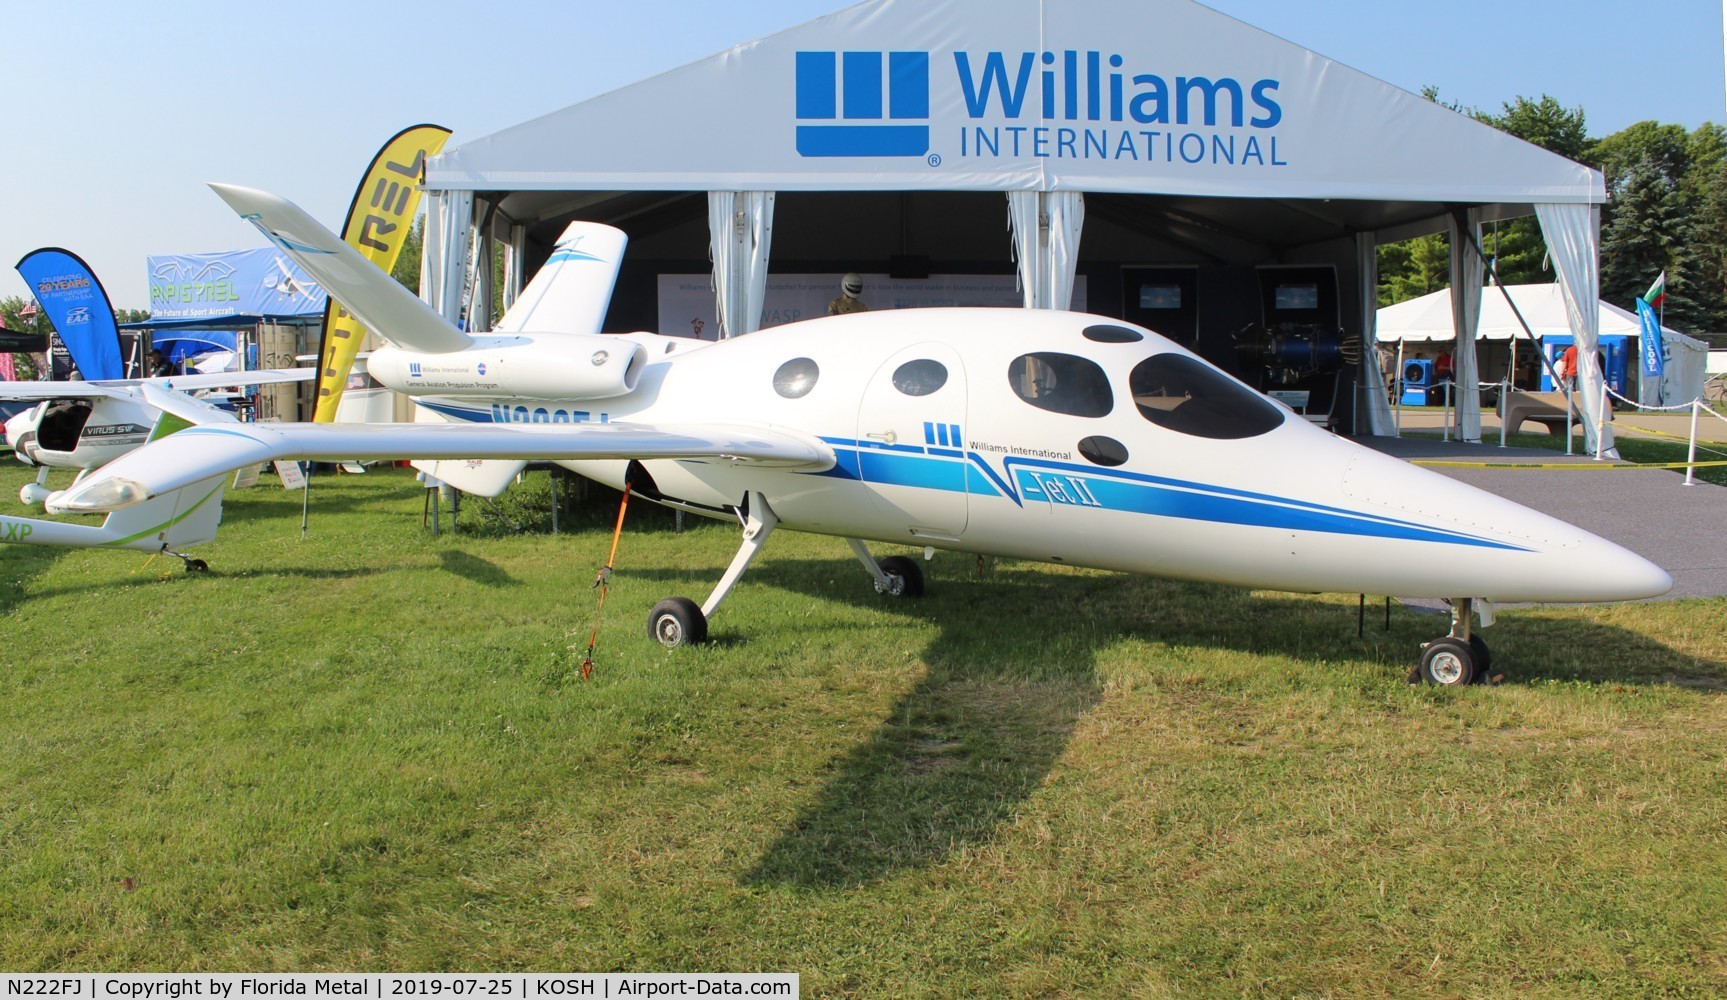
[[1376, 283, 1706, 406]]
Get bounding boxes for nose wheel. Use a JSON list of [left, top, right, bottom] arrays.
[[1413, 598, 1503, 686], [1419, 637, 1477, 686]]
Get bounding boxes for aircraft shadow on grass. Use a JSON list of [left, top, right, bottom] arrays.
[[437, 549, 520, 586], [621, 553, 1725, 889]]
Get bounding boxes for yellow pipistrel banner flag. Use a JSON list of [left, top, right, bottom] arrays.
[[312, 123, 452, 422]]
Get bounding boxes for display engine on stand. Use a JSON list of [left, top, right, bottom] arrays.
[[1231, 266, 1358, 428]]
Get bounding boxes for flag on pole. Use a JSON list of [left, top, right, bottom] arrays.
[[1636, 297, 1665, 378], [1643, 271, 1667, 308]]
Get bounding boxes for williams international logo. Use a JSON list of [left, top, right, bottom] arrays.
[[794, 47, 1289, 170], [795, 50, 930, 157]]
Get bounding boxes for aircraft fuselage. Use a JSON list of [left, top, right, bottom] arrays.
[[377, 308, 1669, 605]]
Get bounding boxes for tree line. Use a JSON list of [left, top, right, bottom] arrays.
[[1378, 91, 1726, 338]]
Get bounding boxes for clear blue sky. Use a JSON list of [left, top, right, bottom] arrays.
[[3, 0, 1721, 310]]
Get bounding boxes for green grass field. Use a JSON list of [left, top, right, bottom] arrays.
[[2, 462, 1725, 994]]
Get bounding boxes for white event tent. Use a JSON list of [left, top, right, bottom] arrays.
[[1377, 283, 1707, 407], [419, 0, 1614, 451]]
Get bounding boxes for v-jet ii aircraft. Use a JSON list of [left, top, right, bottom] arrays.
[[48, 183, 1672, 685]]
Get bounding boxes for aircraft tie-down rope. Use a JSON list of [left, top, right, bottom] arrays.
[[579, 482, 633, 681]]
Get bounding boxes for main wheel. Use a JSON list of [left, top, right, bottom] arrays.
[[875, 555, 925, 597], [185, 559, 209, 573], [648, 597, 707, 648], [1419, 637, 1477, 687]]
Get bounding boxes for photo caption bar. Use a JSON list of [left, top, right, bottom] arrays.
[[0, 975, 797, 1000]]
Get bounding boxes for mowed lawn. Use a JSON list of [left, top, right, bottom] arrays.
[[1, 462, 1724, 994]]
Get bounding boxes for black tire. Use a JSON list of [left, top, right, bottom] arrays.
[[1467, 634, 1491, 677], [186, 559, 209, 573], [648, 597, 707, 648], [876, 555, 925, 598], [1419, 637, 1477, 687]]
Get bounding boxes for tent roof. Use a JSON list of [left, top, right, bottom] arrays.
[[1376, 283, 1694, 344], [426, 0, 1604, 214]]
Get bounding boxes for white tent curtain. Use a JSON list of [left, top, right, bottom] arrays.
[[1355, 232, 1395, 436], [1536, 202, 1616, 457], [1008, 191, 1085, 309], [424, 189, 474, 327], [500, 222, 528, 315], [708, 191, 776, 338], [468, 200, 496, 333], [1447, 209, 1485, 443]]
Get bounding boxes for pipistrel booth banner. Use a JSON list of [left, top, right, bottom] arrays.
[[146, 248, 328, 323]]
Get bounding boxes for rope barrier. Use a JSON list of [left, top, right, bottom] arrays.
[[1412, 458, 1727, 471], [1601, 382, 1698, 413]]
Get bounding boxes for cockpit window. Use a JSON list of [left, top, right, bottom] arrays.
[[1008, 352, 1113, 418], [773, 357, 819, 398], [892, 359, 948, 396], [1129, 353, 1284, 439]]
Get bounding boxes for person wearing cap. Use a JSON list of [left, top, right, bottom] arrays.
[[827, 272, 869, 315], [148, 349, 176, 378]]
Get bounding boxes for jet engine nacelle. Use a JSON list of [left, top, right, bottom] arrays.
[[369, 333, 647, 401]]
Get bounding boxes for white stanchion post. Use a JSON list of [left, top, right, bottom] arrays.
[[1564, 381, 1574, 456], [1394, 342, 1404, 439], [1686, 397, 1701, 486], [1442, 380, 1452, 443], [1499, 376, 1508, 449], [1595, 378, 1608, 461]]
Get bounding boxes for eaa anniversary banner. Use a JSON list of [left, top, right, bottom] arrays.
[[16, 247, 123, 380]]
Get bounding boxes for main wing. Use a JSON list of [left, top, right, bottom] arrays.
[[49, 388, 833, 514]]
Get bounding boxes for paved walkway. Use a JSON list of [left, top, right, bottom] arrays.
[[1359, 433, 1727, 601]]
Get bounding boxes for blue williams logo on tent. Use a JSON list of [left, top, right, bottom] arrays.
[[796, 51, 930, 157], [796, 48, 1289, 168]]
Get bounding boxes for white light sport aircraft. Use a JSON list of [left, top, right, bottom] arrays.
[[3, 367, 315, 504], [45, 183, 1671, 685], [0, 369, 315, 571]]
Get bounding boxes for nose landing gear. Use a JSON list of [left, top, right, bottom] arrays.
[[1414, 597, 1504, 686]]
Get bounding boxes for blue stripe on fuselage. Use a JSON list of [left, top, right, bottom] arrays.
[[813, 436, 1523, 551]]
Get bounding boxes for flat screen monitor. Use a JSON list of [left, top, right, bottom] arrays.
[[1274, 283, 1319, 310], [1138, 284, 1182, 309]]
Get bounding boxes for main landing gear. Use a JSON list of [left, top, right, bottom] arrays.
[[646, 492, 926, 648], [1414, 597, 1503, 686]]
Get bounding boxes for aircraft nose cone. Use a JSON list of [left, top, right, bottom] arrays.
[[1562, 533, 1672, 602], [1338, 446, 1673, 604]]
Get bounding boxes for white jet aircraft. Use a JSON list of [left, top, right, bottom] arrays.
[[44, 184, 1672, 685]]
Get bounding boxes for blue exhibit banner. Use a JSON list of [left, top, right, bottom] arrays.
[[1636, 297, 1665, 378], [147, 247, 327, 322], [15, 247, 124, 380]]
